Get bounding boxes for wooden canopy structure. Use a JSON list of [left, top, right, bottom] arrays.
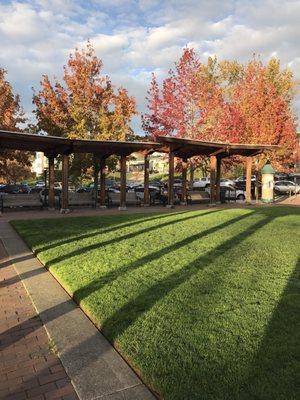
[[156, 136, 278, 206], [0, 130, 279, 210], [0, 130, 159, 211]]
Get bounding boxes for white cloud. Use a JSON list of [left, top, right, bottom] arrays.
[[0, 0, 299, 133]]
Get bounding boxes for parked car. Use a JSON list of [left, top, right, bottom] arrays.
[[220, 178, 235, 187], [235, 175, 256, 182], [19, 184, 31, 194], [35, 181, 45, 188], [193, 177, 235, 189], [54, 182, 62, 189], [0, 184, 22, 194], [274, 172, 289, 181], [30, 187, 43, 194], [149, 180, 163, 188], [274, 180, 300, 194], [205, 185, 246, 201], [193, 177, 210, 189], [134, 185, 161, 203], [225, 186, 246, 201], [76, 186, 90, 193]]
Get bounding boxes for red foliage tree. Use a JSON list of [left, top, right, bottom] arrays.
[[143, 50, 297, 171]]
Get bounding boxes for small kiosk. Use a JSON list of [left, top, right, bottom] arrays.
[[261, 161, 275, 203]]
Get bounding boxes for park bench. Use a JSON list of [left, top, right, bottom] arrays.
[[107, 191, 141, 207], [0, 193, 43, 213], [187, 190, 210, 204], [63, 191, 96, 208]]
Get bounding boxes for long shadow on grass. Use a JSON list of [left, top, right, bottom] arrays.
[[74, 211, 262, 334], [45, 209, 221, 268], [99, 215, 273, 342], [29, 211, 191, 254], [241, 257, 300, 399], [73, 210, 251, 304]]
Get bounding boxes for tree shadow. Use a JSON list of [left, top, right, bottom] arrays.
[[99, 214, 272, 343], [45, 209, 221, 268], [73, 210, 253, 306], [241, 257, 300, 399], [13, 210, 191, 254]]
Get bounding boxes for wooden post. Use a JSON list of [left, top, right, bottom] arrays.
[[99, 158, 106, 208], [246, 156, 252, 203], [48, 156, 55, 210], [144, 153, 150, 206], [181, 157, 188, 205], [189, 164, 194, 190], [119, 155, 127, 210], [61, 154, 69, 213], [210, 155, 217, 205], [167, 150, 175, 208], [93, 157, 99, 208], [255, 170, 259, 202], [216, 157, 221, 203]]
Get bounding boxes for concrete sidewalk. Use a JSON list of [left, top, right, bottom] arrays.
[[0, 220, 155, 400]]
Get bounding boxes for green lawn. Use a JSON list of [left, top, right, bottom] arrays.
[[12, 207, 300, 400]]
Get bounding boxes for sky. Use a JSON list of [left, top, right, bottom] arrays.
[[1, 0, 300, 133]]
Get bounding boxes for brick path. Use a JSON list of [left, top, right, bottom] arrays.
[[0, 240, 78, 400]]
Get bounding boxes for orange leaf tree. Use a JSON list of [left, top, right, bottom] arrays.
[[33, 43, 137, 178]]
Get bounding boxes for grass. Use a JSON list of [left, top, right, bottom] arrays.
[[11, 207, 300, 400]]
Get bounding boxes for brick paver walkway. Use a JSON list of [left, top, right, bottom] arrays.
[[0, 240, 78, 400]]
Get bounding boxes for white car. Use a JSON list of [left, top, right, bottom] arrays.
[[235, 175, 256, 182], [205, 185, 246, 201], [193, 177, 210, 189], [274, 180, 300, 194], [54, 182, 62, 189], [220, 178, 235, 187], [193, 177, 235, 189]]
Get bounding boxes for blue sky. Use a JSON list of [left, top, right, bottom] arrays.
[[1, 0, 300, 133]]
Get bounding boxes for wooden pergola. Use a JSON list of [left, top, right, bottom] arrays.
[[0, 130, 159, 211], [0, 130, 278, 210], [156, 136, 278, 206]]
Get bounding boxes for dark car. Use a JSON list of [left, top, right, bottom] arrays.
[[0, 184, 21, 194], [274, 172, 289, 181], [19, 184, 31, 194], [30, 187, 43, 194], [149, 180, 163, 188], [76, 187, 91, 193]]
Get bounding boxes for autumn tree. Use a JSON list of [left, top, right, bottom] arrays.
[[142, 49, 233, 176], [34, 43, 136, 141], [0, 68, 32, 183], [226, 59, 296, 169], [33, 43, 137, 178], [143, 49, 224, 140], [143, 50, 297, 172]]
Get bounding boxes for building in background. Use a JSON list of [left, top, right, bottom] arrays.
[[127, 152, 168, 174]]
